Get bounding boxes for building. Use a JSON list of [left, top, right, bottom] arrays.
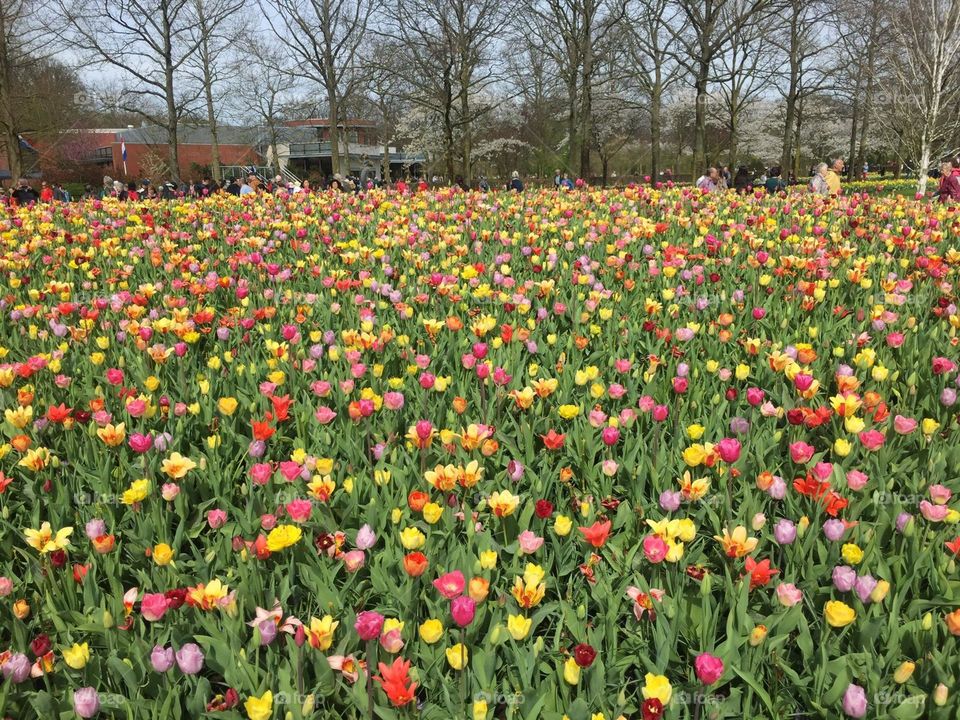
[[73, 119, 424, 183], [277, 119, 424, 181], [80, 126, 264, 181]]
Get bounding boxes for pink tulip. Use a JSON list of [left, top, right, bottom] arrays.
[[694, 653, 724, 684], [517, 530, 544, 554], [451, 596, 476, 627], [716, 438, 741, 463], [354, 611, 385, 640], [141, 593, 170, 622], [643, 535, 668, 563], [433, 571, 466, 599]]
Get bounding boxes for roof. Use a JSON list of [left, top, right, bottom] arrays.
[[285, 118, 378, 128], [115, 126, 267, 146]]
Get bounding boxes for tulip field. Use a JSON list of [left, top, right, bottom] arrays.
[[2, 183, 960, 720]]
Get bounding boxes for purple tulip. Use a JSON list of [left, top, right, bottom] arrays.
[[842, 683, 867, 718], [175, 643, 204, 675], [258, 618, 277, 645], [85, 518, 106, 540], [355, 524, 377, 550], [150, 645, 175, 672], [941, 388, 957, 406], [895, 512, 912, 533], [822, 519, 846, 542], [659, 490, 681, 512], [854, 575, 877, 604], [1, 653, 31, 683], [73, 687, 101, 718], [833, 565, 857, 592], [773, 519, 796, 545]]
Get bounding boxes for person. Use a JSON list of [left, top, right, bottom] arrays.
[[695, 167, 719, 192], [825, 158, 843, 195], [559, 172, 574, 190], [126, 182, 140, 201], [82, 184, 96, 200], [225, 177, 241, 196], [11, 179, 39, 205], [719, 166, 731, 190], [53, 183, 71, 202], [937, 161, 960, 203], [417, 177, 428, 192], [509, 170, 524, 192], [101, 175, 114, 199], [733, 166, 752, 193], [160, 182, 177, 200], [764, 166, 786, 195], [239, 177, 254, 195], [553, 168, 562, 189], [477, 175, 490, 191], [39, 181, 54, 202], [809, 163, 830, 195], [248, 174, 261, 192]]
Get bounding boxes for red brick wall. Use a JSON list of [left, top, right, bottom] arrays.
[[110, 143, 263, 180]]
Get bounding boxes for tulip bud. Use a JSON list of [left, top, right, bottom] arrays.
[[472, 699, 488, 720], [577, 604, 586, 620], [893, 661, 915, 684], [301, 694, 315, 715], [103, 609, 114, 628], [700, 571, 713, 596], [533, 636, 544, 656], [922, 612, 933, 630], [934, 683, 949, 706], [489, 624, 502, 645], [797, 516, 810, 537]]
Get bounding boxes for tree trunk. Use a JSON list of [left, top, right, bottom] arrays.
[[565, 73, 578, 173], [268, 123, 280, 176], [578, 41, 593, 179], [780, 8, 799, 172], [793, 104, 803, 179], [383, 141, 391, 183], [460, 66, 472, 183], [202, 58, 222, 182], [693, 55, 709, 173], [328, 90, 340, 176], [0, 14, 23, 182], [727, 87, 740, 168], [162, 10, 179, 180], [917, 139, 931, 194], [650, 83, 662, 182]]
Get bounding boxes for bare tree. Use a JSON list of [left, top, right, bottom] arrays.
[[57, 0, 204, 179], [623, 0, 686, 181], [383, 0, 510, 183], [261, 0, 373, 176], [0, 0, 53, 179], [711, 0, 778, 167], [188, 0, 246, 182], [230, 39, 300, 176], [672, 0, 770, 173], [879, 0, 960, 192], [771, 0, 835, 176], [525, 0, 626, 178]]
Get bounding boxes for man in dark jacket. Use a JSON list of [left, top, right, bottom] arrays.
[[225, 177, 241, 196], [11, 180, 39, 205]]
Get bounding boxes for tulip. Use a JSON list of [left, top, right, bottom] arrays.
[[355, 611, 385, 640], [175, 643, 204, 674], [694, 653, 724, 684], [841, 683, 867, 718], [150, 646, 175, 672], [451, 596, 476, 627], [73, 687, 101, 718]]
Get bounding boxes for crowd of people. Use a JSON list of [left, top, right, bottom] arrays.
[[6, 159, 960, 205]]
